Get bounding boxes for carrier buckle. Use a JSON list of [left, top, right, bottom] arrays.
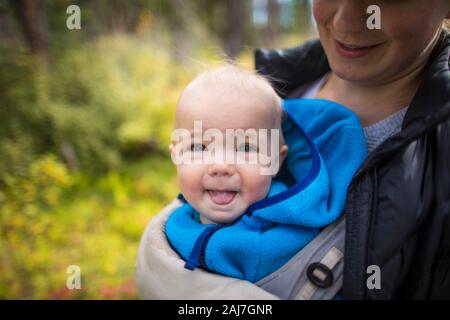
[[306, 262, 334, 288]]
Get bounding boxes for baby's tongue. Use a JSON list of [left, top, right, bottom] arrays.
[[208, 190, 237, 205]]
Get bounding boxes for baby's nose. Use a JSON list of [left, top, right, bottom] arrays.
[[207, 162, 236, 177]]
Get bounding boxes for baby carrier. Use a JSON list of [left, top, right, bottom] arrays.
[[165, 98, 367, 299]]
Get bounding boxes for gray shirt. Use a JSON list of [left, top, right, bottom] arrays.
[[301, 75, 408, 153]]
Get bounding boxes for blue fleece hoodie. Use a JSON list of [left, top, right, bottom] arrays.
[[165, 98, 367, 283]]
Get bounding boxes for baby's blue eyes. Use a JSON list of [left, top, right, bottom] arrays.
[[190, 143, 207, 152], [237, 143, 258, 153], [189, 143, 257, 152]]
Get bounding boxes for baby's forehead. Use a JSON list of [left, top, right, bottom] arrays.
[[176, 86, 280, 130], [176, 68, 281, 126]]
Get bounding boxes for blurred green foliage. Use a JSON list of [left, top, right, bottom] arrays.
[[0, 35, 208, 299], [0, 0, 314, 299], [0, 35, 191, 177], [0, 153, 178, 299]]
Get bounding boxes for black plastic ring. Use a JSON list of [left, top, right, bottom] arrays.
[[306, 262, 334, 288]]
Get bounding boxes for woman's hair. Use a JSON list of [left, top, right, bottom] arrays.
[[444, 19, 450, 32]]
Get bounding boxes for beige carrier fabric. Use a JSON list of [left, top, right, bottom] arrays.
[[136, 199, 345, 300], [135, 199, 279, 300]]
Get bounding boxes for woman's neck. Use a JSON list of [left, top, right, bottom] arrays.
[[316, 63, 426, 127]]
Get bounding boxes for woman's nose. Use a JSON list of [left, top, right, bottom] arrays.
[[207, 162, 236, 177], [333, 0, 367, 33]]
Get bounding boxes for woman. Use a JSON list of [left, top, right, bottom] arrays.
[[255, 0, 450, 299], [136, 0, 450, 299]]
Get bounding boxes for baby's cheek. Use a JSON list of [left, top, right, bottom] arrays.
[[239, 165, 272, 203], [177, 165, 204, 199]]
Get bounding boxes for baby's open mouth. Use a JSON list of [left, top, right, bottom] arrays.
[[207, 190, 238, 205]]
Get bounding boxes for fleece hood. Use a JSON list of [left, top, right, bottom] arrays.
[[165, 98, 367, 282]]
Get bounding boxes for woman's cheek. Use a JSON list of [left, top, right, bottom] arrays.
[[312, 0, 333, 24], [381, 8, 442, 66], [380, 0, 445, 41], [380, 8, 421, 40]]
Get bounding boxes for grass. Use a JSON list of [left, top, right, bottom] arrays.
[[0, 154, 177, 299]]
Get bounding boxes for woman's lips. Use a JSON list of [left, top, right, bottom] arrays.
[[334, 40, 382, 58], [207, 190, 237, 205]]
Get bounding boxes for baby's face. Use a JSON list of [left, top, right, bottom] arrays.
[[170, 89, 287, 225]]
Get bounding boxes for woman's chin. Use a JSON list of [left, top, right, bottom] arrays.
[[331, 62, 386, 85]]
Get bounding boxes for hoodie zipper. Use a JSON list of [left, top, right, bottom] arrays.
[[199, 225, 223, 270], [184, 225, 222, 271], [184, 212, 248, 271]]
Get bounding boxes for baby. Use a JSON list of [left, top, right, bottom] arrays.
[[169, 65, 288, 226], [165, 65, 366, 283]]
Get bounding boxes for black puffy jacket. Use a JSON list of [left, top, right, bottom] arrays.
[[255, 32, 450, 299]]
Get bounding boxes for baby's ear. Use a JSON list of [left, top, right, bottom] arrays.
[[279, 144, 288, 164], [272, 144, 288, 178], [169, 143, 176, 163]]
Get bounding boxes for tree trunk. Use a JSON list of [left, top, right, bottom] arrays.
[[295, 0, 313, 36], [266, 0, 280, 47], [11, 0, 50, 64], [224, 0, 246, 60], [168, 0, 194, 63]]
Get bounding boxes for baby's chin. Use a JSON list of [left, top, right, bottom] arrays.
[[197, 201, 248, 225], [198, 209, 242, 225]]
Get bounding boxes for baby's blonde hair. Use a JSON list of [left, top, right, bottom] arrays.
[[176, 64, 285, 143], [179, 64, 281, 110]]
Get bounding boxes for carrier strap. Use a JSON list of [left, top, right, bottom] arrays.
[[255, 216, 346, 300], [295, 246, 343, 300]]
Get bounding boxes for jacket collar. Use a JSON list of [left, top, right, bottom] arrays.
[[255, 38, 330, 98], [403, 32, 450, 128]]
